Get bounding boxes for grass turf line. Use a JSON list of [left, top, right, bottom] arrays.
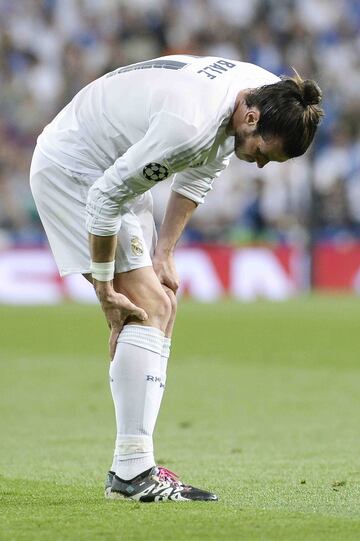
[[0, 296, 359, 540]]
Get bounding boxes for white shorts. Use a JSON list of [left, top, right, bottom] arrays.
[[30, 147, 157, 276]]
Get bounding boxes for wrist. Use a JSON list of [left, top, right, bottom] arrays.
[[154, 245, 174, 258], [93, 280, 114, 304], [90, 260, 115, 282]]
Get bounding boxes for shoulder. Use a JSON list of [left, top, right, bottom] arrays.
[[232, 61, 280, 87], [149, 56, 238, 132]]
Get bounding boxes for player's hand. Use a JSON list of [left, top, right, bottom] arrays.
[[152, 252, 179, 294], [94, 282, 148, 360]]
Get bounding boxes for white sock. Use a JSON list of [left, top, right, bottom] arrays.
[[109, 335, 171, 475], [160, 336, 171, 393], [109, 325, 164, 481]]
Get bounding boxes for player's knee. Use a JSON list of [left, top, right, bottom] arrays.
[[120, 286, 171, 331], [149, 289, 172, 324], [113, 268, 173, 329]]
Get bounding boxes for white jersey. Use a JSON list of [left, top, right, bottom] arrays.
[[37, 55, 279, 236]]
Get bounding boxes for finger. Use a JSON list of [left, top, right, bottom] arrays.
[[162, 277, 179, 294], [162, 284, 174, 297], [172, 280, 180, 292], [126, 303, 148, 322], [109, 323, 123, 360]]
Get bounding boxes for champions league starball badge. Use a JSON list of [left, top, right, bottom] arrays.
[[143, 163, 169, 182]]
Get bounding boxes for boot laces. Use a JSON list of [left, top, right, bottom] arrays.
[[157, 467, 181, 486]]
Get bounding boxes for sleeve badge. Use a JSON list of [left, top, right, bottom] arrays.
[[143, 162, 169, 182]]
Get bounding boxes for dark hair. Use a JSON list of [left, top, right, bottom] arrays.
[[245, 73, 324, 158]]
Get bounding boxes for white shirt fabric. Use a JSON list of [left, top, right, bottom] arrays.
[[37, 55, 279, 236]]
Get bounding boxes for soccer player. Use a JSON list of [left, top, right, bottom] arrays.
[[30, 55, 323, 502]]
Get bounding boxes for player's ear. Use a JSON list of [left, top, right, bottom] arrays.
[[245, 108, 260, 127]]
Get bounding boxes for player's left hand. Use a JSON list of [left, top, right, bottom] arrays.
[[152, 252, 179, 294]]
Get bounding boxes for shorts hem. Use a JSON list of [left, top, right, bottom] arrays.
[[59, 268, 91, 277], [114, 262, 153, 274], [59, 262, 153, 277]]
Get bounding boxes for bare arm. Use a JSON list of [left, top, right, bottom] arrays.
[[90, 233, 117, 263], [153, 191, 197, 292]]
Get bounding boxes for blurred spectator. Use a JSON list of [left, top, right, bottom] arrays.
[[0, 0, 359, 246]]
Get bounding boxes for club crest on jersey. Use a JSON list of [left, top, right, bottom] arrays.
[[131, 236, 144, 256], [143, 163, 169, 182]]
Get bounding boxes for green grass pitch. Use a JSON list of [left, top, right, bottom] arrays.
[[0, 296, 360, 540]]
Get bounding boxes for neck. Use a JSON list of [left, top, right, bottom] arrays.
[[226, 90, 248, 136]]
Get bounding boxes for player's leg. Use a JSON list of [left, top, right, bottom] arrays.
[[105, 194, 180, 473], [105, 276, 177, 484], [107, 259, 173, 482], [104, 197, 178, 481], [84, 191, 215, 501], [107, 270, 216, 502]]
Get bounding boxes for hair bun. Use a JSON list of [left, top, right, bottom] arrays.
[[302, 79, 322, 106]]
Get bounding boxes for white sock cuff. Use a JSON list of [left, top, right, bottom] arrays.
[[118, 325, 164, 355], [161, 337, 171, 359], [116, 435, 153, 456]]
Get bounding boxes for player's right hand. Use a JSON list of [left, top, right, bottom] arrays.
[[152, 252, 180, 294], [94, 282, 148, 360]]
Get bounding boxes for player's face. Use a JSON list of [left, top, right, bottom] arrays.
[[234, 131, 289, 168]]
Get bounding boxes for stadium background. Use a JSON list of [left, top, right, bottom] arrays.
[[1, 2, 360, 540], [1, 0, 360, 300]]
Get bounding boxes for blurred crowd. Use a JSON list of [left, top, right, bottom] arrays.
[[1, 0, 360, 247]]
